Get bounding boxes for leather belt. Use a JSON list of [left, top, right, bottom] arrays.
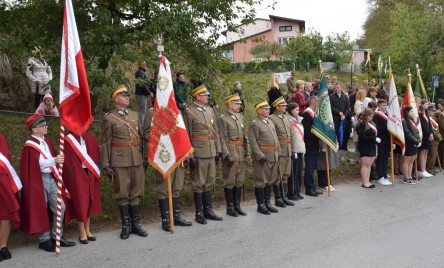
[[112, 140, 141, 147], [259, 145, 280, 151], [192, 134, 216, 140], [278, 139, 291, 143], [228, 140, 244, 146]]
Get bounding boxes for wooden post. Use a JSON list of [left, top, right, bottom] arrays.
[[167, 176, 174, 234], [390, 134, 395, 186], [325, 143, 331, 197]]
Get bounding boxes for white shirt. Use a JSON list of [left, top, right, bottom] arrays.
[[32, 135, 56, 174]]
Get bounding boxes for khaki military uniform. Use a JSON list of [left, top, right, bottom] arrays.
[[436, 109, 444, 165], [143, 108, 185, 199], [426, 115, 442, 174], [220, 111, 246, 189], [101, 109, 144, 205], [248, 116, 280, 188], [286, 78, 296, 93], [183, 103, 222, 192], [269, 113, 292, 184]]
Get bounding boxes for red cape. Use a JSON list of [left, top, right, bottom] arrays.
[[19, 136, 71, 235], [63, 131, 102, 222], [0, 133, 20, 227]]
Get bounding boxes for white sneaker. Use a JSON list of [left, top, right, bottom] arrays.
[[419, 171, 432, 178], [425, 171, 434, 177], [378, 177, 390, 186], [384, 178, 393, 185], [323, 186, 335, 191]]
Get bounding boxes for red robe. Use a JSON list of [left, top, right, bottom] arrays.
[[63, 131, 102, 222], [19, 136, 71, 235], [0, 133, 20, 227]]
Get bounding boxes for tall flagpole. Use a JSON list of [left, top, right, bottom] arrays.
[[55, 126, 65, 255], [155, 34, 174, 234]]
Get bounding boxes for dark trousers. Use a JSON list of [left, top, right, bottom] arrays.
[[317, 170, 328, 188], [334, 120, 350, 150], [288, 153, 303, 196], [376, 143, 390, 179], [304, 153, 317, 192]]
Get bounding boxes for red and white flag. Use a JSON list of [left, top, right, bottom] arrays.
[[59, 0, 93, 136], [387, 73, 405, 154], [402, 78, 422, 140], [148, 56, 194, 177]]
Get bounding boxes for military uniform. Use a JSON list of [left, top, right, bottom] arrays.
[[101, 85, 147, 239], [143, 108, 191, 231], [220, 94, 247, 217], [426, 107, 442, 174], [268, 97, 294, 207], [248, 101, 280, 214], [183, 85, 223, 224]]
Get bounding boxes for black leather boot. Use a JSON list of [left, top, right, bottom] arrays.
[[194, 192, 207, 224], [233, 186, 247, 216], [264, 184, 278, 213], [282, 183, 295, 206], [129, 205, 148, 237], [119, 205, 131, 239], [224, 188, 239, 217], [173, 197, 192, 226], [273, 184, 286, 208], [203, 191, 223, 221], [255, 187, 270, 215], [158, 199, 171, 232]]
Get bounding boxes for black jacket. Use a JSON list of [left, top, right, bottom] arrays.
[[373, 111, 390, 144], [301, 110, 319, 153], [135, 68, 150, 96], [329, 92, 351, 123], [402, 119, 420, 146]]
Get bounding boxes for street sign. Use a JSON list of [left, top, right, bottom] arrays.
[[432, 76, 440, 88]]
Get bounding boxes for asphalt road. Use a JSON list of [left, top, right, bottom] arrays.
[[6, 174, 444, 268]]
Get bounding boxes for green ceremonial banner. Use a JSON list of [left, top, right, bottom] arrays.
[[312, 72, 339, 152]]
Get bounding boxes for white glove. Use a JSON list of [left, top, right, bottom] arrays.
[[294, 153, 298, 159], [392, 144, 396, 150], [415, 142, 421, 148], [376, 137, 381, 144]]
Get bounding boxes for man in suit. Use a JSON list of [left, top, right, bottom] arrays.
[[248, 101, 280, 215], [183, 85, 223, 224], [219, 94, 247, 217], [373, 99, 392, 186], [330, 83, 351, 151], [101, 85, 148, 240], [302, 96, 323, 197]]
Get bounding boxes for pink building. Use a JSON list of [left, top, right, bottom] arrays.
[[221, 15, 305, 63]]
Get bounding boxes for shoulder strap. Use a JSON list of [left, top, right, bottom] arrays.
[[109, 113, 140, 140], [187, 108, 217, 136]]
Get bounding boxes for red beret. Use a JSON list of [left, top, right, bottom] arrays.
[[26, 114, 45, 129]]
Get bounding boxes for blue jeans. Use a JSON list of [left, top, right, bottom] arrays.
[[135, 94, 147, 125], [304, 153, 317, 193]]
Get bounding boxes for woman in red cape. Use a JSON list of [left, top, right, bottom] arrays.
[[0, 132, 20, 260], [63, 131, 102, 244]]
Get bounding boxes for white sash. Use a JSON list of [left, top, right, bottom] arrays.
[[0, 152, 22, 193], [24, 140, 70, 198], [65, 134, 100, 180]]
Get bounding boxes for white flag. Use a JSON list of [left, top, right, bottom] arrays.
[[387, 73, 405, 154]]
